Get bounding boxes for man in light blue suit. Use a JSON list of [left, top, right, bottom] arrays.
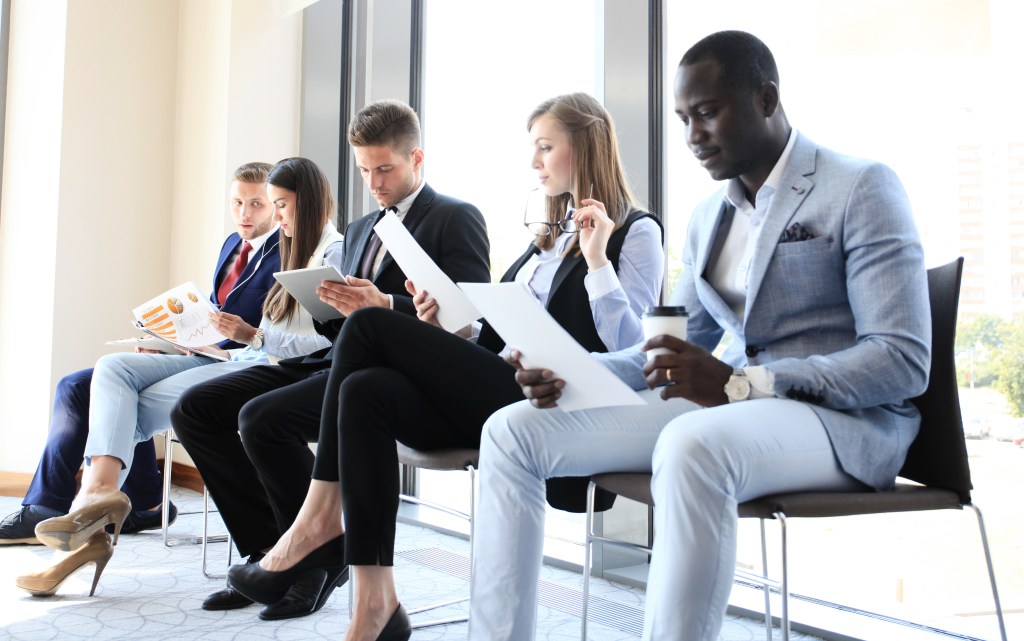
[[467, 31, 931, 641]]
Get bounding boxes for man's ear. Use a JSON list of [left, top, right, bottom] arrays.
[[758, 81, 781, 118], [410, 147, 425, 172]]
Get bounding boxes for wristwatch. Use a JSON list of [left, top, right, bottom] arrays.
[[724, 368, 751, 403], [249, 328, 265, 349]]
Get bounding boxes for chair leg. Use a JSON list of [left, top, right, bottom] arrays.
[[201, 486, 230, 579], [759, 518, 773, 641], [774, 512, 789, 641], [404, 464, 475, 628], [965, 504, 1008, 641], [581, 481, 597, 641], [162, 431, 174, 547]]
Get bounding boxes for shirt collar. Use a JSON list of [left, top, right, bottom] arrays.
[[724, 129, 799, 212]]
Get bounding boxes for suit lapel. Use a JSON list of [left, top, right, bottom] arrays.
[[374, 183, 435, 281], [743, 135, 817, 319], [693, 201, 742, 333]]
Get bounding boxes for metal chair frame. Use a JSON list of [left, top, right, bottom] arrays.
[[395, 444, 479, 629], [160, 428, 232, 578]]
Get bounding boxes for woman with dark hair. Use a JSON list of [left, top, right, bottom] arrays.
[[227, 93, 665, 641], [17, 157, 343, 599]]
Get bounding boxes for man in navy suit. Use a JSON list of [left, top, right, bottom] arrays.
[[171, 100, 491, 619], [0, 161, 282, 544]]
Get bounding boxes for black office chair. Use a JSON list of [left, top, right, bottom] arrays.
[[581, 258, 1007, 641]]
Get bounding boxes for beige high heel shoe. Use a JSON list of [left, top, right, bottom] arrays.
[[34, 491, 131, 551], [16, 530, 115, 596]]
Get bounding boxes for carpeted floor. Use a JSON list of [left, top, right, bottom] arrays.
[[0, 490, 820, 640]]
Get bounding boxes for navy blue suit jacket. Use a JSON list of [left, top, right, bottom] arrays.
[[212, 229, 282, 348]]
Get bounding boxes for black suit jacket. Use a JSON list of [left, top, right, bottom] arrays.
[[281, 183, 491, 369]]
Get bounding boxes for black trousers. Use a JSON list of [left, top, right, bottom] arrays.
[[170, 363, 327, 557], [319, 307, 524, 566]]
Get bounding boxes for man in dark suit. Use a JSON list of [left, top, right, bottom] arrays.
[[0, 161, 281, 544], [171, 100, 490, 620]]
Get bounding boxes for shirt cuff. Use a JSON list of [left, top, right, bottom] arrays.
[[744, 366, 775, 399], [387, 294, 394, 310], [584, 262, 621, 301]]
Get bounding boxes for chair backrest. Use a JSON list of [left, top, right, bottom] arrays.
[[898, 257, 972, 503]]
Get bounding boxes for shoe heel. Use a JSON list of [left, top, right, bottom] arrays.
[[88, 555, 111, 597], [107, 497, 131, 546]]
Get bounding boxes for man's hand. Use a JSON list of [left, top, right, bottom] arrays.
[[506, 350, 564, 409], [641, 335, 732, 406], [317, 276, 389, 315], [208, 310, 257, 344], [133, 347, 164, 354], [405, 280, 442, 327]]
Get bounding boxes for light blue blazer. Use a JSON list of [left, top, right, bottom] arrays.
[[598, 133, 931, 490]]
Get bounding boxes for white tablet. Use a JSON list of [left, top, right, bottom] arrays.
[[273, 265, 347, 322]]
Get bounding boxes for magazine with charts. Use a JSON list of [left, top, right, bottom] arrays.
[[127, 282, 230, 359]]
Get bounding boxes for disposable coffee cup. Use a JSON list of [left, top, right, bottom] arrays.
[[642, 306, 688, 360]]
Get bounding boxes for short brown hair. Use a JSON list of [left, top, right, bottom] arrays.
[[232, 161, 273, 184], [347, 99, 420, 154]]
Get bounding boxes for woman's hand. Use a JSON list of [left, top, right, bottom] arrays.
[[404, 280, 442, 328], [573, 198, 614, 271], [208, 311, 257, 344]]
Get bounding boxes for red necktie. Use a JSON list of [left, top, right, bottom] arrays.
[[217, 241, 252, 306]]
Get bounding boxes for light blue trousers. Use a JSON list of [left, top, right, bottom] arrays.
[[83, 352, 261, 486], [468, 390, 861, 641]]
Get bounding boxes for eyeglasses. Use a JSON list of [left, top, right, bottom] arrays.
[[523, 188, 580, 236]]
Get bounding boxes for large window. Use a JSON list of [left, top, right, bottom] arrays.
[[417, 0, 603, 558], [664, 2, 1023, 637], [421, 0, 602, 278]]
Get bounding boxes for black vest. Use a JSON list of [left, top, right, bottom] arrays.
[[478, 209, 661, 354], [479, 209, 663, 512]]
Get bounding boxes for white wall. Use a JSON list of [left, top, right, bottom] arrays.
[[0, 0, 69, 473], [0, 0, 302, 473]]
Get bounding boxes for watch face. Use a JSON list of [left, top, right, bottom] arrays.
[[725, 375, 751, 401]]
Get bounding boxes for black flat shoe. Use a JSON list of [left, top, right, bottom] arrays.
[[257, 565, 349, 621], [227, 535, 344, 605], [376, 604, 412, 641]]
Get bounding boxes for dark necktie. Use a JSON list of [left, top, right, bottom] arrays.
[[217, 241, 252, 306], [359, 206, 398, 279]]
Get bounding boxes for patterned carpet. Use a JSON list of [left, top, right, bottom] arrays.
[[0, 491, 820, 640]]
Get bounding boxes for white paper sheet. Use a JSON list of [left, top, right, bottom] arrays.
[[373, 211, 482, 332], [459, 282, 645, 412]]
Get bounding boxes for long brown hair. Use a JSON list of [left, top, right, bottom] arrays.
[[262, 157, 335, 323], [527, 93, 641, 251]]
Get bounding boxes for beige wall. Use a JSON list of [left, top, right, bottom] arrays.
[[0, 0, 302, 473]]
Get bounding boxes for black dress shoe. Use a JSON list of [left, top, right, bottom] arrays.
[[202, 586, 254, 611], [227, 535, 344, 605], [117, 501, 178, 535], [202, 552, 264, 611], [257, 565, 349, 621], [376, 604, 412, 641]]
